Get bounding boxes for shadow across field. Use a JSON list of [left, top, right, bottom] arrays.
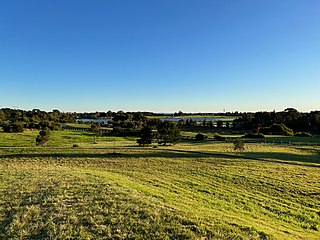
[[0, 147, 319, 168], [240, 152, 320, 165], [0, 149, 232, 160]]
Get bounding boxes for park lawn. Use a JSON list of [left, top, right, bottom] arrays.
[[0, 131, 319, 239], [0, 130, 137, 148]]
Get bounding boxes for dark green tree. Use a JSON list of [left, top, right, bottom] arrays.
[[137, 125, 153, 146], [157, 121, 180, 145], [36, 129, 51, 146], [0, 110, 5, 124], [2, 122, 24, 133], [195, 133, 206, 141]]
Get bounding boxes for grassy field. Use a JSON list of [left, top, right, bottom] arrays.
[[0, 130, 319, 239]]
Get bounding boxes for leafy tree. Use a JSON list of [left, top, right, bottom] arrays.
[[157, 121, 180, 145], [2, 122, 24, 133], [36, 129, 51, 146], [91, 123, 102, 143], [137, 125, 153, 146], [0, 110, 5, 124], [234, 139, 245, 151]]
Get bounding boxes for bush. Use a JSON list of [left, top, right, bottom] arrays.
[[72, 144, 79, 148], [294, 132, 312, 137], [234, 139, 245, 151], [242, 133, 265, 138], [195, 133, 207, 141]]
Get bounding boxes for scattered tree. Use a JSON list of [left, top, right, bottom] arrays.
[[137, 125, 153, 146], [36, 129, 51, 146], [91, 123, 102, 143], [195, 133, 206, 141], [157, 121, 180, 145]]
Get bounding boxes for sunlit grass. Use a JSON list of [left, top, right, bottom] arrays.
[[0, 130, 319, 239]]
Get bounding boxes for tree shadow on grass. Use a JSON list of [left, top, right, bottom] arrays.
[[0, 147, 319, 168], [0, 150, 232, 160], [239, 151, 320, 166]]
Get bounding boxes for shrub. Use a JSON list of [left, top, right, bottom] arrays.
[[234, 139, 245, 151], [242, 133, 265, 138], [72, 144, 79, 148], [195, 133, 207, 141], [36, 129, 51, 146], [294, 132, 312, 137]]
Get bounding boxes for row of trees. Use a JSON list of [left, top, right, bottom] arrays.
[[88, 120, 180, 146], [137, 121, 180, 146], [234, 108, 320, 134], [0, 108, 75, 132], [2, 107, 320, 136]]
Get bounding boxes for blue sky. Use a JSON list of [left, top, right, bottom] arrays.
[[0, 0, 319, 113]]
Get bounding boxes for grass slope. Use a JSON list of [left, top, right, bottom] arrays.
[[0, 131, 319, 239]]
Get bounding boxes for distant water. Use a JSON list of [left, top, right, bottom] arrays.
[[159, 117, 235, 122], [77, 117, 235, 124], [76, 119, 111, 124]]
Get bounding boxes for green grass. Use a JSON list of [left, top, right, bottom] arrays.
[[63, 123, 112, 130], [0, 130, 136, 148], [0, 130, 319, 239], [181, 131, 320, 146]]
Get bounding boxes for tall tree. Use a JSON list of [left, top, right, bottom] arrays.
[[157, 121, 180, 145], [137, 125, 153, 146]]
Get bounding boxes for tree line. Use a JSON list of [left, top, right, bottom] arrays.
[[1, 107, 319, 137], [233, 108, 320, 135], [0, 108, 75, 132]]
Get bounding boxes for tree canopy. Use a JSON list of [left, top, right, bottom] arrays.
[[157, 121, 180, 145]]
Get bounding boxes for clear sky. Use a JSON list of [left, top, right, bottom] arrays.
[[0, 0, 319, 113]]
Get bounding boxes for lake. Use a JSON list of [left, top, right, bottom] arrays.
[[76, 118, 112, 124], [77, 117, 235, 124], [159, 117, 235, 122]]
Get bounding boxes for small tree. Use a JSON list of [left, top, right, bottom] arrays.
[[234, 139, 244, 151], [195, 133, 206, 141], [157, 121, 180, 145], [36, 129, 51, 146], [91, 123, 102, 143], [137, 125, 153, 146]]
